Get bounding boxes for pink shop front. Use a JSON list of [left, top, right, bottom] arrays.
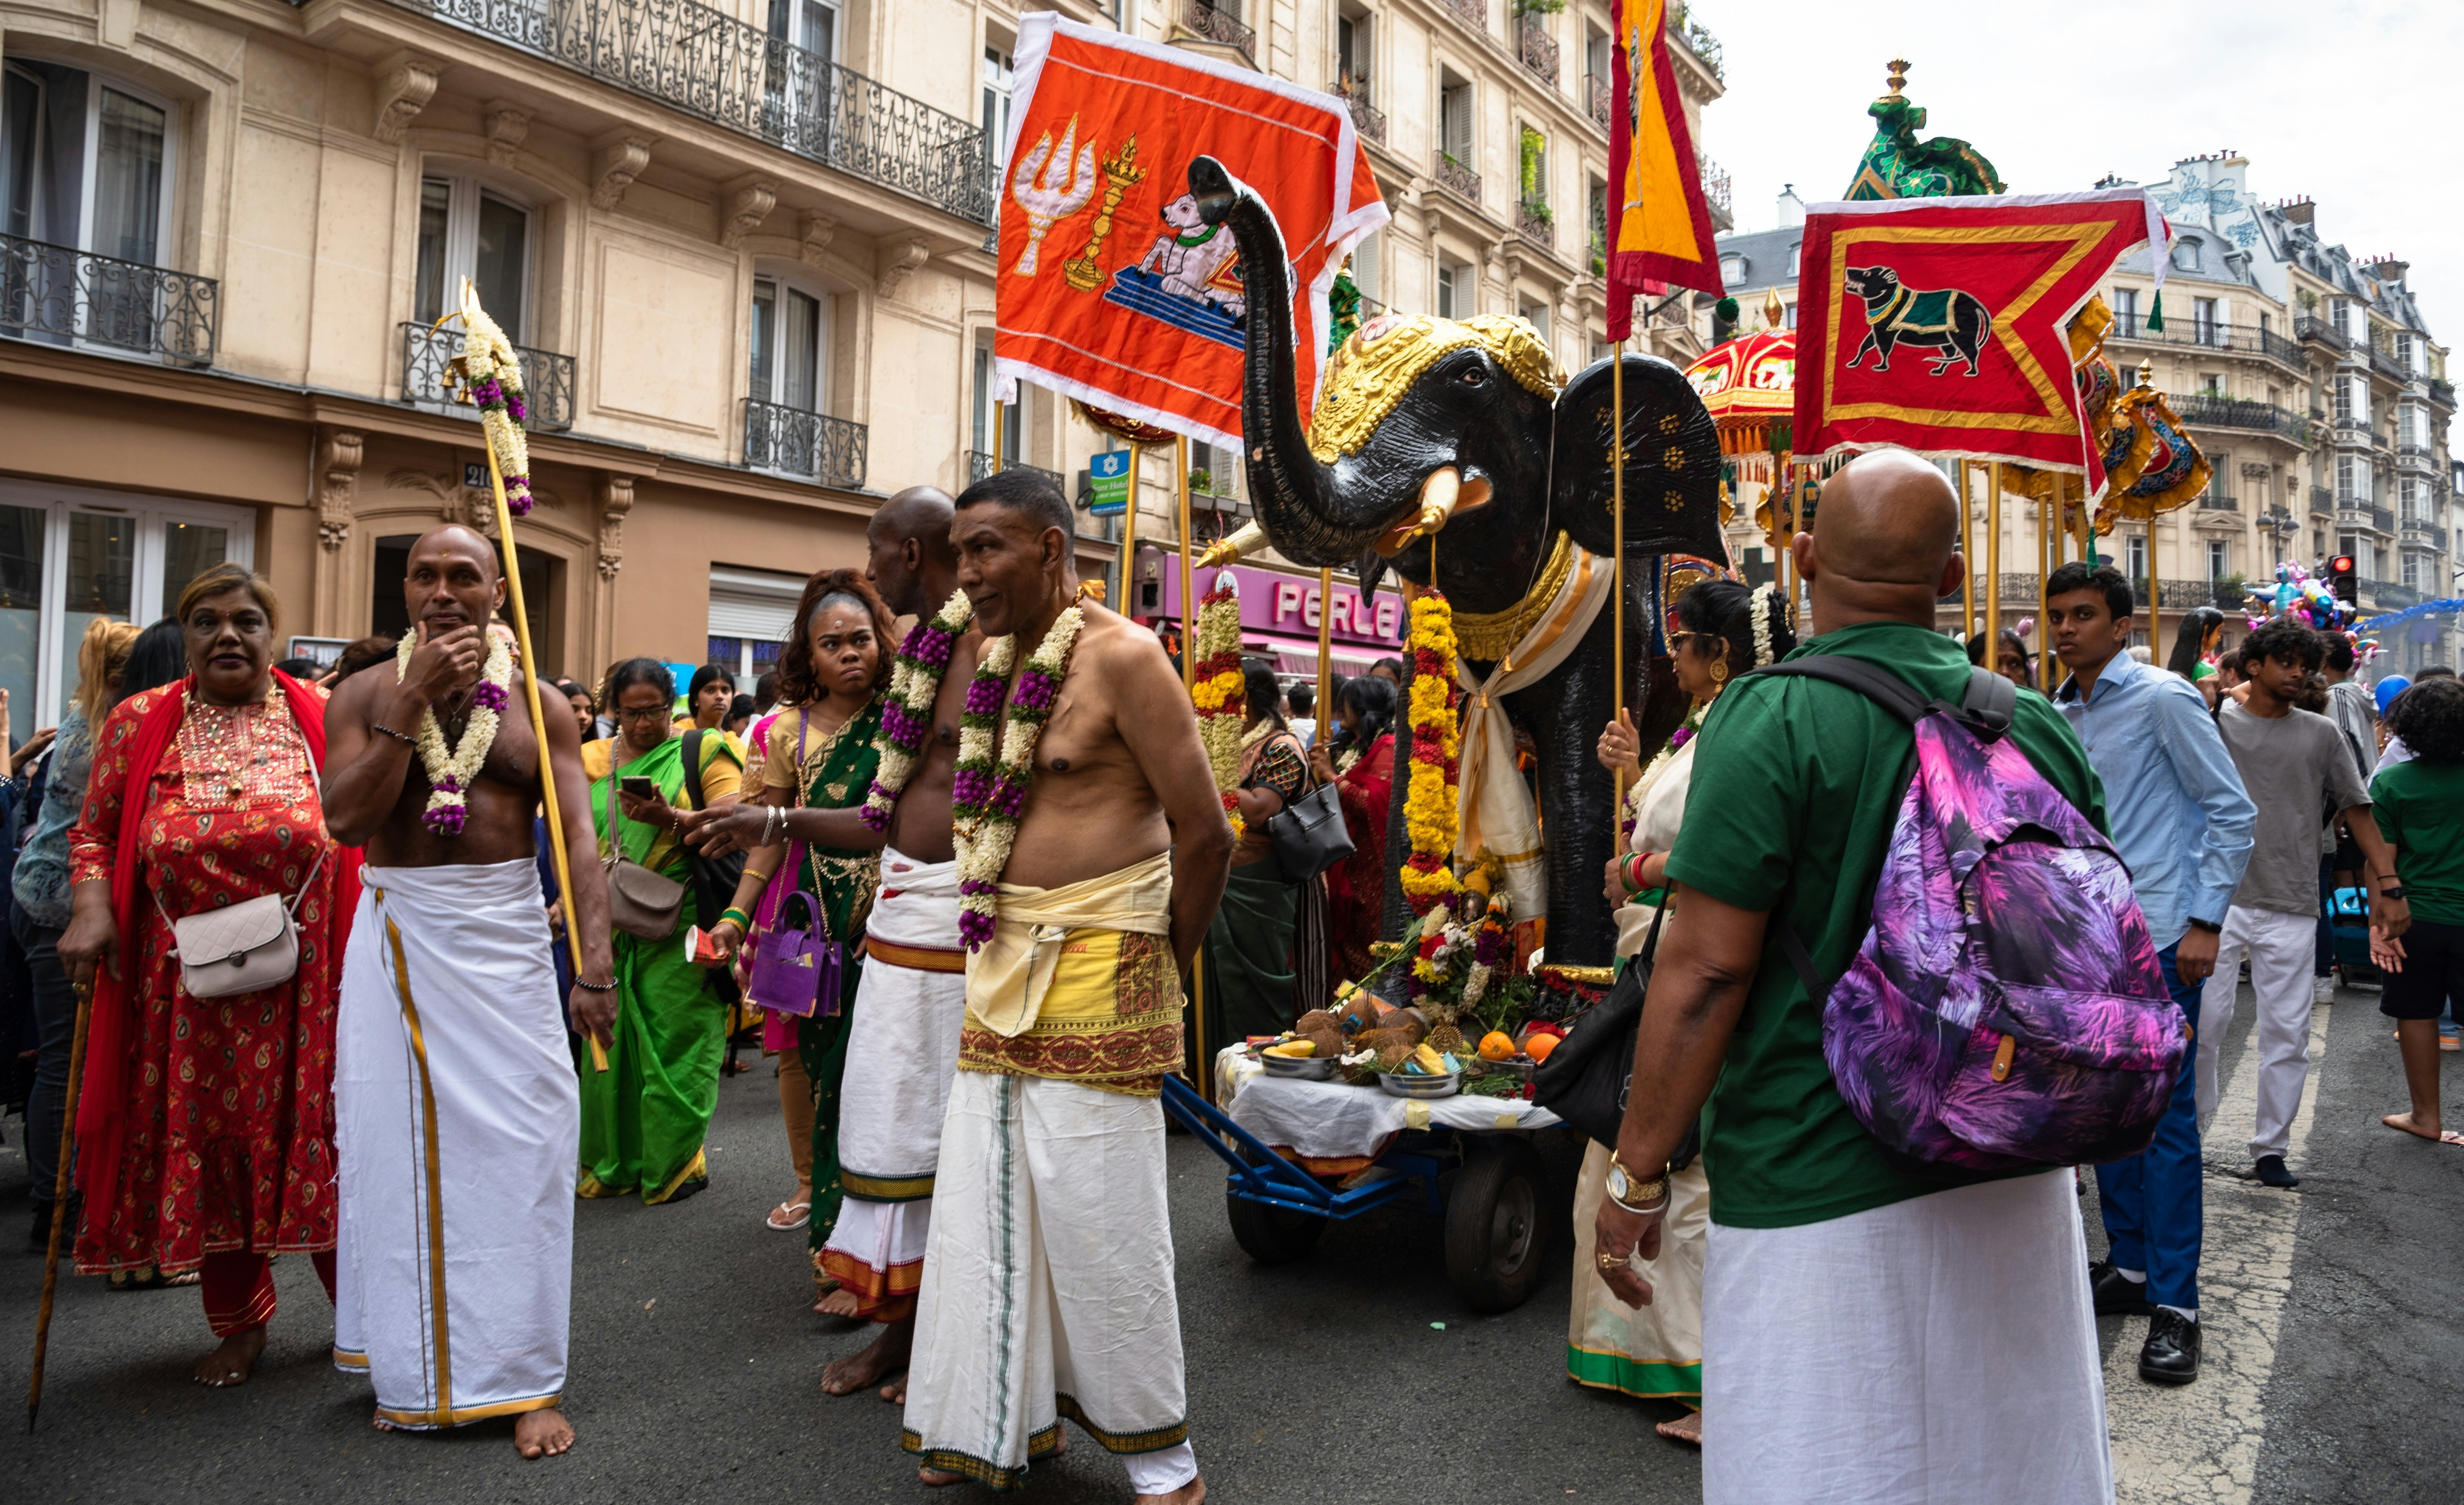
[[1128, 555, 1408, 678]]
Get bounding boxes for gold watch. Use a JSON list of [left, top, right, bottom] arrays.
[[1605, 1154, 1668, 1213]]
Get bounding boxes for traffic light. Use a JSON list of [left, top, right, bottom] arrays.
[[2328, 554, 2357, 604]]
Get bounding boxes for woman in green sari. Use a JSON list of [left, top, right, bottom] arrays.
[[689, 570, 893, 1297], [578, 657, 747, 1204], [1201, 657, 1310, 1060]]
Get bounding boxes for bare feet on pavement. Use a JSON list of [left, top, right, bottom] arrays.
[[820, 1319, 914, 1397], [192, 1327, 267, 1387], [817, 1287, 865, 1318], [1137, 1477, 1205, 1504], [2382, 1111, 2464, 1144], [1655, 1408, 1703, 1445], [515, 1407, 576, 1458], [918, 1435, 1074, 1489], [881, 1377, 906, 1404]]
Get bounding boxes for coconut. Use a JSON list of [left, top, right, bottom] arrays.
[[1295, 1009, 1339, 1037], [1379, 1012, 1428, 1050], [1300, 1025, 1344, 1059]]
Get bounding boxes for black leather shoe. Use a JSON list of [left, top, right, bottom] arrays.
[[2088, 1260, 2154, 1317], [2139, 1309, 2201, 1385], [2253, 1154, 2300, 1188]]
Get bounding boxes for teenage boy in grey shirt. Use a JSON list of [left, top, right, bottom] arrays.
[[2203, 618, 2410, 1187]]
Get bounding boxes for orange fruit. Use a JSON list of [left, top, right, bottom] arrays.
[[1522, 1032, 1560, 1064], [1477, 1031, 1516, 1062]]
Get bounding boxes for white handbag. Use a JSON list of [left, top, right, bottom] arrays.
[[154, 849, 327, 1000]]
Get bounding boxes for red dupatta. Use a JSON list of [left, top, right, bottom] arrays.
[[73, 670, 364, 1217]]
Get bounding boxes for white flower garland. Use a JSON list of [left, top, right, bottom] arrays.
[[1749, 583, 1778, 668], [394, 630, 515, 835], [952, 604, 1087, 946]]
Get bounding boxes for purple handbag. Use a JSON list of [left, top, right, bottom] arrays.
[[749, 889, 842, 1018]]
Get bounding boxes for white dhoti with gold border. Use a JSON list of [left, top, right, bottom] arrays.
[[332, 859, 578, 1428], [819, 847, 967, 1321]]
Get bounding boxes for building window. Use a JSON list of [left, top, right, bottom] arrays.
[[1439, 78, 1473, 170], [2193, 297, 2218, 347], [1437, 260, 1472, 320], [770, 0, 840, 60], [1518, 297, 1549, 341], [2172, 240, 2199, 273], [2113, 287, 2138, 332], [981, 46, 1015, 168], [2206, 539, 2228, 580], [1350, 227, 1380, 303], [414, 177, 531, 341], [1587, 178, 1607, 270], [2, 60, 176, 270], [1787, 243, 1800, 278], [1517, 124, 1546, 211], [0, 481, 252, 724], [2399, 476, 2418, 521], [1718, 252, 1745, 284], [708, 565, 806, 682], [2395, 330, 2415, 371], [2126, 533, 2146, 583], [2330, 297, 2353, 340], [2199, 371, 2224, 397], [1338, 8, 1372, 95], [971, 337, 1022, 462], [1783, 301, 1798, 330], [749, 274, 825, 414], [2403, 551, 2421, 589]]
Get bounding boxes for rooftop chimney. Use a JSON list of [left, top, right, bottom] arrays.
[[1776, 183, 1805, 228], [2278, 197, 2315, 226], [2364, 256, 2410, 283]]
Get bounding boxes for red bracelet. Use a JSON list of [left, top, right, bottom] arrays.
[[1623, 851, 1653, 891]]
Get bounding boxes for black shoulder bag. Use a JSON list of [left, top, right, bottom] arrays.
[[1531, 901, 1696, 1169], [1259, 734, 1355, 884], [681, 728, 748, 1005]]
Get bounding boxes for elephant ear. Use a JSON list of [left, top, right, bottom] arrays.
[[1549, 353, 1727, 564]]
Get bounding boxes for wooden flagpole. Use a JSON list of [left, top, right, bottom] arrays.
[[1611, 343, 1627, 813], [1986, 462, 2004, 651], [1316, 566, 1334, 747], [460, 282, 605, 1074], [1959, 460, 1977, 637], [1176, 435, 1208, 1101], [1120, 444, 1140, 616], [25, 979, 93, 1430]]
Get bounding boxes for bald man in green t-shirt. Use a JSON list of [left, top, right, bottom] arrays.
[[1590, 450, 2113, 1501]]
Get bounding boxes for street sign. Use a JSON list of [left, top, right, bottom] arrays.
[[1087, 449, 1130, 515]]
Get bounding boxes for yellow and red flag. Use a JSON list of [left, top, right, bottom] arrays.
[[993, 16, 1388, 452], [1605, 0, 1722, 336], [1791, 189, 2168, 486]]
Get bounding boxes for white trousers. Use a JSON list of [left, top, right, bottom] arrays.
[[2199, 904, 2318, 1158], [1701, 1172, 2111, 1504]]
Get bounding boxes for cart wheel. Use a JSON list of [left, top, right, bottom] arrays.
[[1226, 1192, 1327, 1265], [1445, 1138, 1549, 1313]]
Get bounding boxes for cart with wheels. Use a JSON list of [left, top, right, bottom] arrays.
[[1160, 1053, 1571, 1313]]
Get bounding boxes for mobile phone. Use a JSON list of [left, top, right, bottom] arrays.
[[620, 776, 658, 800]]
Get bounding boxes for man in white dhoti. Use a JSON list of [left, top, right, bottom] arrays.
[[1591, 454, 2115, 1502], [899, 472, 1230, 1501], [322, 526, 615, 1458], [688, 488, 984, 1401]]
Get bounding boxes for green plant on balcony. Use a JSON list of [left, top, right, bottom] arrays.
[[2298, 288, 2318, 312], [1518, 126, 1546, 204], [1188, 468, 1215, 494], [2211, 571, 2247, 608], [1511, 0, 1565, 12]]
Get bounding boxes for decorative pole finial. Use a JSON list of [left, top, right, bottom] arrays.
[[2136, 356, 2154, 390], [1763, 288, 1785, 331], [1884, 58, 1910, 99]]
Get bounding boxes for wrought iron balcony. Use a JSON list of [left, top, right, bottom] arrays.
[[1442, 0, 1486, 33], [1435, 152, 1481, 204], [966, 449, 1064, 490], [1516, 15, 1560, 86], [1668, 2, 1724, 84], [2367, 346, 2409, 383], [401, 322, 575, 431], [1586, 75, 1611, 129], [2367, 579, 2422, 610], [1516, 200, 1554, 250], [2110, 316, 2306, 371], [2330, 417, 2373, 443], [2402, 517, 2443, 544], [2337, 501, 2396, 533], [2397, 442, 2437, 465], [2166, 392, 2303, 437], [745, 399, 866, 487], [384, 0, 995, 224], [0, 231, 217, 366], [2197, 493, 2240, 512], [2430, 377, 2457, 410], [2310, 485, 2335, 514], [1331, 84, 1387, 145], [1182, 0, 1256, 63], [2295, 315, 2347, 350], [2128, 579, 2221, 609], [1699, 153, 1732, 219]]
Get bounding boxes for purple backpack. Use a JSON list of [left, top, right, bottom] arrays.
[[1763, 659, 2183, 1171]]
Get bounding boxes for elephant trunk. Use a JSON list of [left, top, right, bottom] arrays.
[[1188, 156, 1380, 567]]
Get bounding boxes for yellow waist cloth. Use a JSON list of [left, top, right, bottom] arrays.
[[959, 852, 1183, 1097], [964, 851, 1173, 1038]]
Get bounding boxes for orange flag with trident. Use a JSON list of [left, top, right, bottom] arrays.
[[1605, 0, 1723, 335]]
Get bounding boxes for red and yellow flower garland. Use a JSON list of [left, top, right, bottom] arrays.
[[1400, 591, 1461, 912], [1190, 573, 1247, 840]]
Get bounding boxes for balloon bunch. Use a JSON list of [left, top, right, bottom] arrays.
[[2244, 561, 2372, 662]]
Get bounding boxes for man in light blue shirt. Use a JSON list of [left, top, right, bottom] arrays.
[[2048, 562, 2253, 1390]]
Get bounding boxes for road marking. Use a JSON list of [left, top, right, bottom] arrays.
[[2106, 999, 2329, 1503]]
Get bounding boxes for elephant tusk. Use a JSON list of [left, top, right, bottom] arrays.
[[1375, 467, 1468, 557], [1196, 521, 1268, 568]]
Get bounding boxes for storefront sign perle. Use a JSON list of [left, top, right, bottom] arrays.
[[1149, 562, 1403, 648]]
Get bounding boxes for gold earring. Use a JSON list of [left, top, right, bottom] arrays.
[[1708, 658, 1729, 686]]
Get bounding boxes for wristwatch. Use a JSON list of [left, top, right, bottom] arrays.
[[1605, 1155, 1668, 1214], [2381, 885, 2408, 901], [2186, 916, 2222, 934]]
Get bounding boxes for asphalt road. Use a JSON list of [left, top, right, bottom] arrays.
[[0, 975, 2455, 1503]]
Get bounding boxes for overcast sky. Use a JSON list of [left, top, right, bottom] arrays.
[[1698, 0, 2463, 338]]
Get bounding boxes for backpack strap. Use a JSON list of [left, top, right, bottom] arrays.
[[682, 728, 708, 812]]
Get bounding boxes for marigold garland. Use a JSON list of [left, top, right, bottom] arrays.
[[1191, 573, 1247, 840], [1400, 591, 1462, 912], [455, 302, 534, 516]]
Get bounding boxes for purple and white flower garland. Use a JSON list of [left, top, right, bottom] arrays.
[[858, 589, 974, 833], [952, 605, 1087, 948], [458, 304, 534, 516], [394, 630, 514, 835]]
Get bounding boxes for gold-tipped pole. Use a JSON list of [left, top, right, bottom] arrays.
[[1959, 460, 1977, 637], [1176, 435, 1208, 1101], [26, 978, 94, 1431], [1316, 566, 1334, 750], [1986, 462, 2003, 651], [460, 282, 605, 1074], [2148, 519, 2162, 662], [1120, 444, 1140, 617], [1611, 343, 1627, 812]]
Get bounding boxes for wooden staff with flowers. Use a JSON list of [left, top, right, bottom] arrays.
[[442, 279, 606, 1073]]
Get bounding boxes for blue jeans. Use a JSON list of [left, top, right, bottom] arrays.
[[2096, 942, 2204, 1312], [11, 905, 75, 1214]]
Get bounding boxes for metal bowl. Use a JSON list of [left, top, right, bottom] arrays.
[[1257, 1052, 1338, 1081], [1377, 1070, 1461, 1099]]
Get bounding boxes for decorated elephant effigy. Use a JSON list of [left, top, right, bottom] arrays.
[[1187, 157, 1731, 976]]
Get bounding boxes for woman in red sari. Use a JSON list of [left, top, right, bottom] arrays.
[[60, 563, 358, 1387], [1307, 673, 1397, 982]]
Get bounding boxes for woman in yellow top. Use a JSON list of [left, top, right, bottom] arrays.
[[578, 657, 743, 1204]]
